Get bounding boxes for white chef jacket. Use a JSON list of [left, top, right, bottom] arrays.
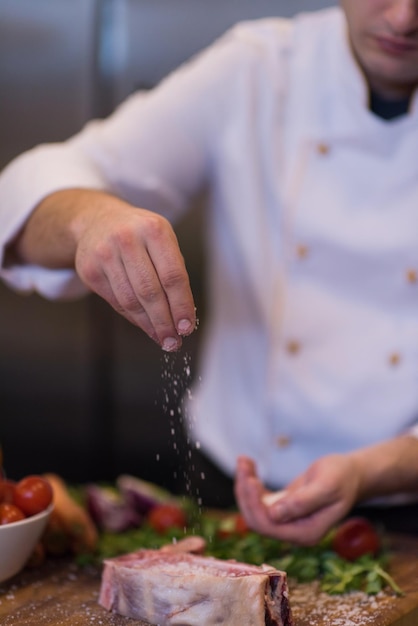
[[1, 7, 418, 488]]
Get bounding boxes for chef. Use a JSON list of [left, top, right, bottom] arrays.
[[0, 0, 418, 544]]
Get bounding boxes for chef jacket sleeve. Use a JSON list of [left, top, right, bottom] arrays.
[[0, 21, 264, 299]]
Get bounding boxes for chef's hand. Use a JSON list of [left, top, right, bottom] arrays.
[[12, 189, 196, 351], [235, 455, 361, 545]]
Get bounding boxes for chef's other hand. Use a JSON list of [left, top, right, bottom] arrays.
[[16, 189, 197, 351], [235, 454, 361, 545]]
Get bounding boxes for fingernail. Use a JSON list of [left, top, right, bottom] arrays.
[[177, 319, 193, 335], [162, 337, 179, 352]]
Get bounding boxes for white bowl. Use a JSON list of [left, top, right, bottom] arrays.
[[0, 504, 53, 583]]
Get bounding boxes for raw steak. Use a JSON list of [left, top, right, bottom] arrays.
[[99, 546, 293, 626]]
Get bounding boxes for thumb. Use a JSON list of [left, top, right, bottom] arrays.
[[265, 480, 335, 523]]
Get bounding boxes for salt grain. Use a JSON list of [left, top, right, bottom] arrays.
[[290, 581, 394, 625]]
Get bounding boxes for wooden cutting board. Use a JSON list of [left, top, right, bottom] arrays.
[[0, 535, 417, 625]]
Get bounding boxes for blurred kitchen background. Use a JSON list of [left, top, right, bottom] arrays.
[[0, 0, 335, 488]]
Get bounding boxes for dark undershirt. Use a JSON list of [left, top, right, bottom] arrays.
[[369, 90, 410, 120]]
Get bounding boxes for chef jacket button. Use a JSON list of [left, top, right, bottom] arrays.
[[286, 340, 301, 355], [276, 435, 292, 448], [388, 352, 401, 367], [317, 142, 330, 155], [406, 269, 418, 284], [296, 244, 309, 259]]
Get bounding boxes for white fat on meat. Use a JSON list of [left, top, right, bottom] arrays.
[[99, 548, 293, 626]]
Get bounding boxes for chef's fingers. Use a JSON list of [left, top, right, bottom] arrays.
[[82, 258, 159, 343], [75, 216, 160, 341], [235, 457, 345, 545], [141, 220, 196, 343], [263, 505, 342, 545], [236, 455, 257, 479], [238, 475, 341, 544], [112, 215, 195, 349], [234, 455, 258, 523], [266, 455, 358, 533], [235, 456, 276, 532], [262, 478, 356, 544], [236, 475, 298, 539], [266, 481, 338, 524], [78, 213, 196, 349], [262, 486, 350, 545], [236, 457, 293, 534]]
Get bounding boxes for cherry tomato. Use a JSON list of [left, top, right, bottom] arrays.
[[147, 503, 187, 534], [217, 513, 250, 539], [0, 480, 16, 504], [0, 502, 25, 524], [332, 517, 381, 561], [13, 475, 53, 517]]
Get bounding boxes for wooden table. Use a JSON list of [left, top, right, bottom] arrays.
[[0, 535, 417, 625]]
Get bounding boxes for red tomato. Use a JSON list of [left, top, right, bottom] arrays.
[[217, 513, 250, 539], [0, 480, 16, 504], [147, 503, 187, 534], [332, 517, 381, 561], [0, 502, 25, 524], [13, 476, 53, 517]]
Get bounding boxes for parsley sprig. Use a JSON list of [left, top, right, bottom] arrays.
[[271, 548, 402, 595]]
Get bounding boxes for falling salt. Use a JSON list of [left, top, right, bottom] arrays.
[[160, 350, 207, 521]]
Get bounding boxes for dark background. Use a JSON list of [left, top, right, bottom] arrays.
[[0, 0, 334, 490]]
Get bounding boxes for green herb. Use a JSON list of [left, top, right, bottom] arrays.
[[77, 521, 401, 596], [73, 489, 402, 597]]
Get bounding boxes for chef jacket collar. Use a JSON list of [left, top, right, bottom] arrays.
[[290, 8, 418, 150]]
